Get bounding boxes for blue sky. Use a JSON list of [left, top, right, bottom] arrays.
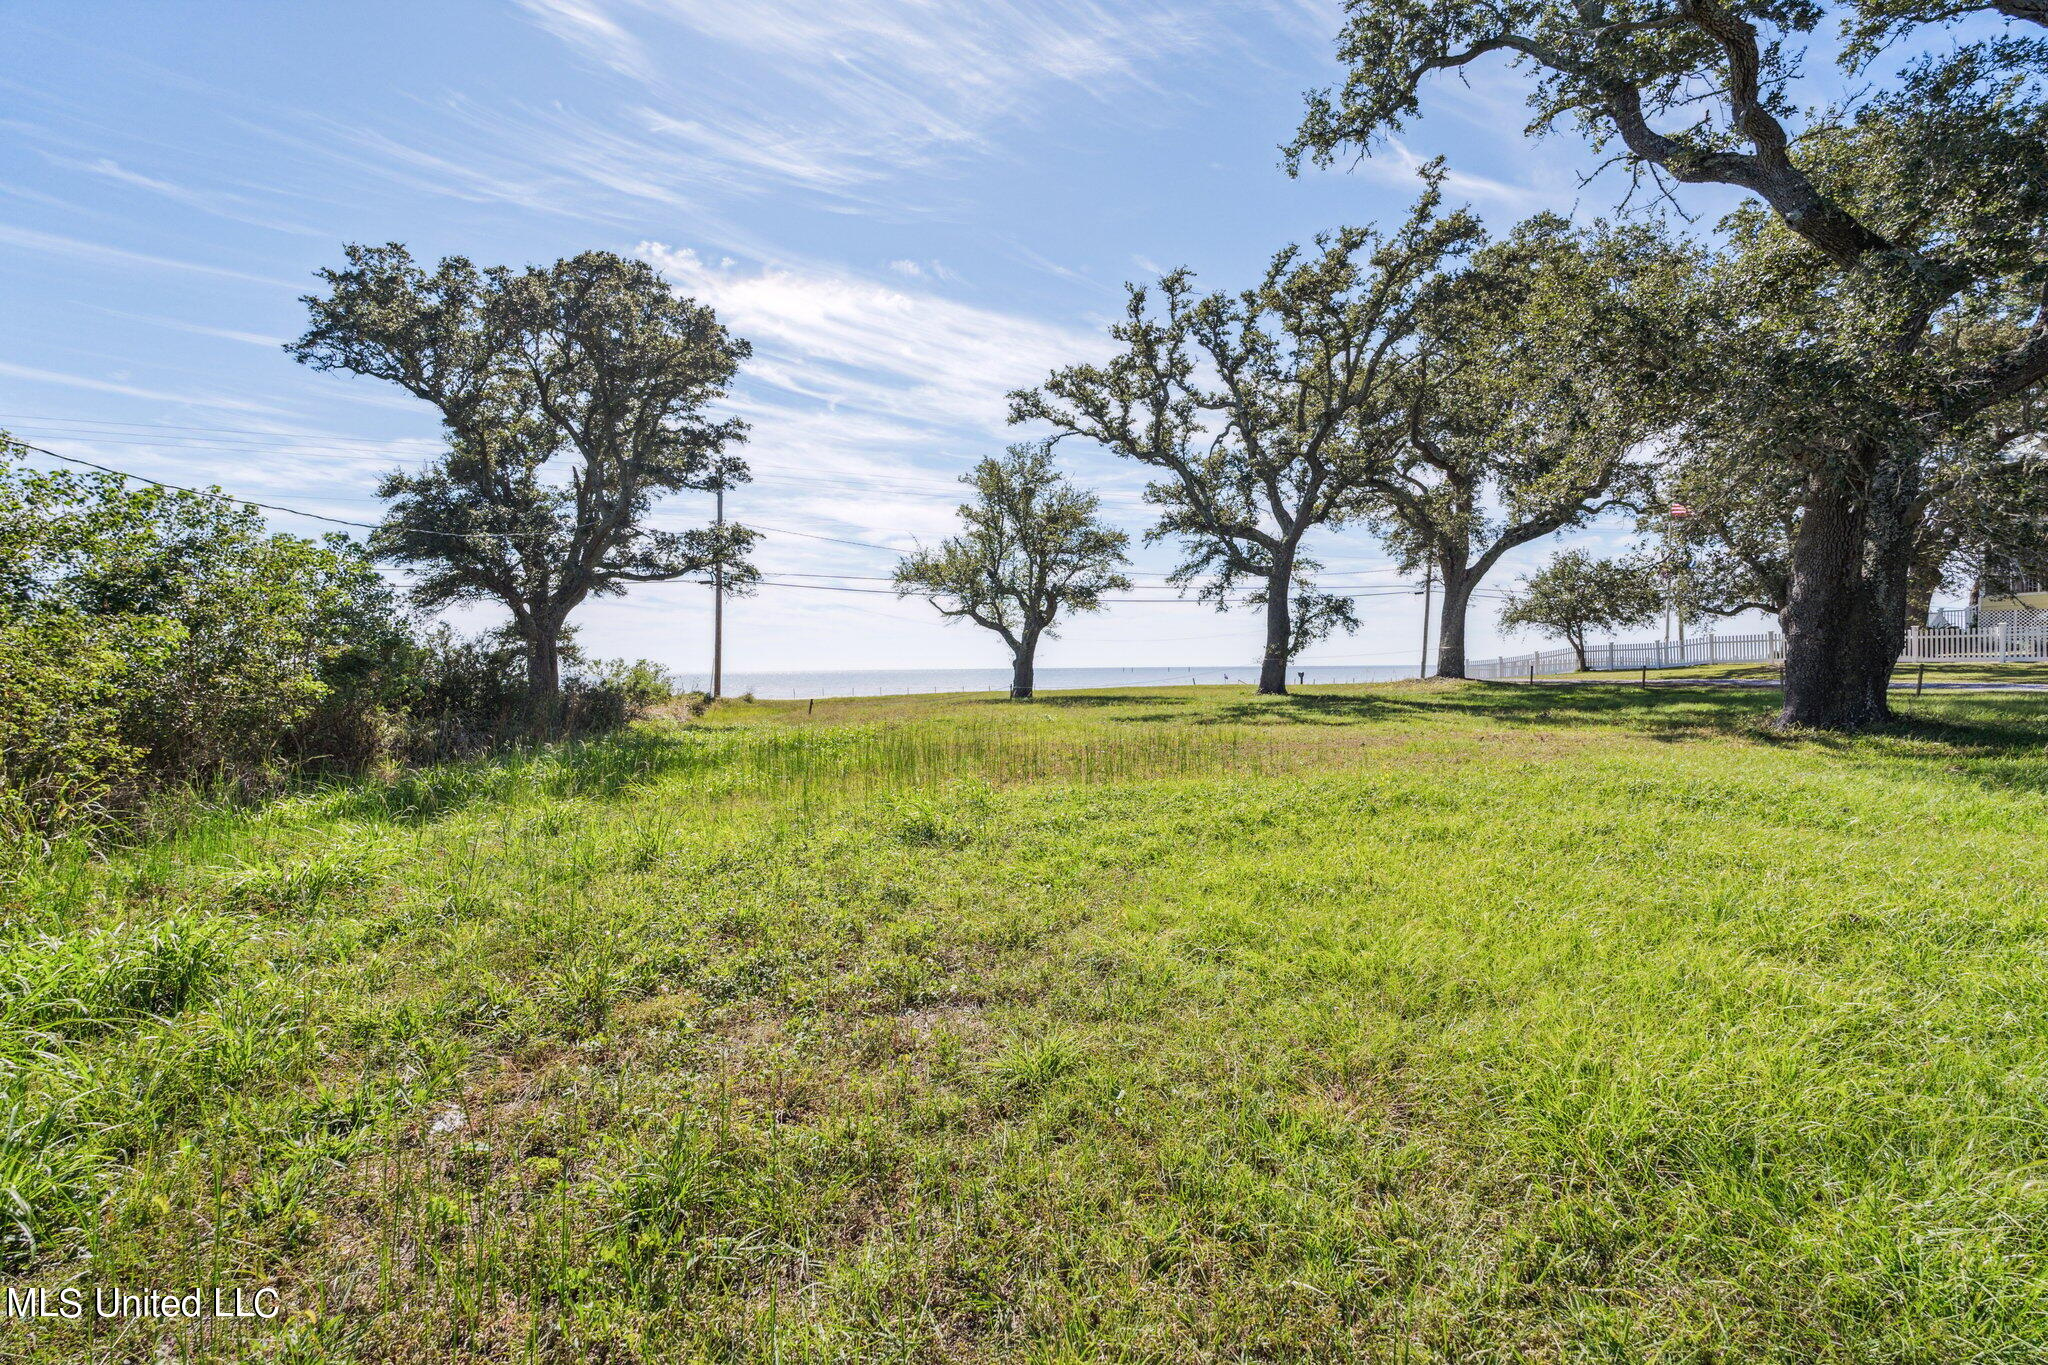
[[2, 0, 1768, 676]]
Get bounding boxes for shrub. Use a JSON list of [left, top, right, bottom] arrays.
[[0, 612, 176, 847], [397, 638, 678, 757], [1, 443, 687, 843], [592, 658, 680, 712], [1, 449, 410, 786], [401, 630, 532, 760]]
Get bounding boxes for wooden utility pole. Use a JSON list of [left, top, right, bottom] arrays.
[[712, 484, 725, 700], [1418, 563, 1434, 679]]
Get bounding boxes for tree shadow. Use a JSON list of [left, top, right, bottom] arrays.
[[1076, 679, 2048, 799], [1022, 694, 1195, 709], [1098, 682, 1776, 733], [315, 727, 701, 826]]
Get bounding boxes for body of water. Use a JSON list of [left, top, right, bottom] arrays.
[[672, 664, 1415, 699]]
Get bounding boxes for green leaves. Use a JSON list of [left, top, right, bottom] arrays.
[[0, 442, 400, 837], [1289, 0, 2046, 720], [893, 442, 1132, 664], [1500, 549, 1665, 657], [291, 246, 753, 707], [1012, 180, 1480, 598]]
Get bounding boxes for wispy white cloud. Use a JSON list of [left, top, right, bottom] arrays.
[[1256, 0, 1347, 44], [11, 0, 1329, 245], [640, 243, 1104, 430], [87, 308, 288, 349], [0, 223, 295, 287], [59, 155, 326, 237], [1317, 136, 1565, 215], [501, 0, 1263, 205], [514, 0, 656, 83], [884, 258, 959, 282], [630, 243, 1160, 561], [0, 177, 109, 218], [631, 106, 900, 196], [1004, 239, 1115, 293], [0, 360, 295, 414]]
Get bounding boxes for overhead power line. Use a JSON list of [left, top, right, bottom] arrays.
[[11, 439, 604, 542], [732, 519, 903, 552], [751, 577, 1464, 604], [757, 568, 1414, 585], [9, 435, 1506, 599], [0, 414, 984, 500], [18, 440, 392, 533]]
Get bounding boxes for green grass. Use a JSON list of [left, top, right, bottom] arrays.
[[1565, 659, 2048, 684], [6, 680, 2048, 1361]]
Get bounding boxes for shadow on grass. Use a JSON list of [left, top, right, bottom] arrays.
[[1103, 683, 1779, 735], [1077, 679, 2048, 796], [306, 682, 2048, 829], [316, 727, 702, 826], [1026, 694, 1201, 709]]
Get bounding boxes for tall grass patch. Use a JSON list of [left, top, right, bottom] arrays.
[[4, 682, 2048, 1361]]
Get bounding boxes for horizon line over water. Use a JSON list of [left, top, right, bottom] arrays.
[[672, 664, 1416, 699]]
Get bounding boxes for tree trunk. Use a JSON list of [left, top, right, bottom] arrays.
[[1258, 570, 1292, 695], [1010, 639, 1036, 700], [527, 626, 563, 736], [1777, 451, 1917, 729], [1570, 633, 1590, 672], [1433, 556, 1473, 679]]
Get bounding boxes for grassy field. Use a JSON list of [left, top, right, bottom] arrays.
[[6, 680, 2048, 1362], [1563, 659, 2048, 685]]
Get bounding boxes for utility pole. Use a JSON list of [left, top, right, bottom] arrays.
[[1418, 562, 1434, 679], [712, 483, 725, 700]]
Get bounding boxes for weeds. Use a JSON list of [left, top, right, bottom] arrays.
[[2, 681, 2047, 1360]]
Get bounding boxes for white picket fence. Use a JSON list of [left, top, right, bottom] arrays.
[[1469, 622, 2048, 680]]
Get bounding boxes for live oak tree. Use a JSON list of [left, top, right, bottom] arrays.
[[289, 246, 754, 723], [1651, 409, 2048, 626], [893, 443, 1131, 700], [1847, 0, 2046, 61], [1369, 215, 1686, 677], [1011, 181, 1482, 695], [1500, 548, 1663, 669], [1290, 3, 2048, 728]]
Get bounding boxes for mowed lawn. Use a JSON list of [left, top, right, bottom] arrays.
[[1563, 660, 2048, 685], [8, 683, 2048, 1362]]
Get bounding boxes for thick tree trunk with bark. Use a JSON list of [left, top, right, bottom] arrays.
[[527, 632, 562, 703], [526, 626, 564, 736], [1009, 635, 1037, 700], [1569, 631, 1591, 672], [1906, 565, 1941, 635], [1258, 570, 1293, 695], [1777, 451, 1919, 729], [1433, 554, 1474, 679]]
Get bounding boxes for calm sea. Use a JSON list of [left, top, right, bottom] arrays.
[[671, 664, 1414, 700]]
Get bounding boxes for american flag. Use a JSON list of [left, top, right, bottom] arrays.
[[1668, 502, 1693, 519]]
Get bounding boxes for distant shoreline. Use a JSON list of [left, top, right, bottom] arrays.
[[668, 664, 1416, 699]]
